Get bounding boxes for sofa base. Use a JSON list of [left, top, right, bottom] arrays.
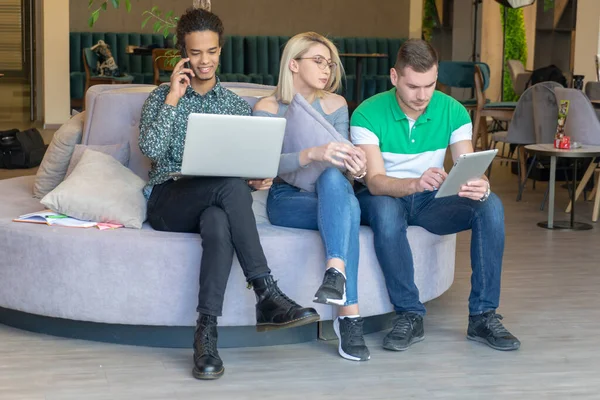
[[0, 307, 396, 348]]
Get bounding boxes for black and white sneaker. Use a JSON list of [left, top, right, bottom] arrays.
[[383, 312, 425, 351], [467, 311, 520, 351], [313, 268, 346, 306], [333, 317, 370, 361]]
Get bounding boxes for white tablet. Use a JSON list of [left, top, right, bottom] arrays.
[[434, 149, 497, 199]]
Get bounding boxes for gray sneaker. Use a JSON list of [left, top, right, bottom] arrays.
[[383, 312, 425, 351], [333, 317, 370, 361]]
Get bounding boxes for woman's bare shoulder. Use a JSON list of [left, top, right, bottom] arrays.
[[321, 92, 348, 114], [253, 95, 280, 114]]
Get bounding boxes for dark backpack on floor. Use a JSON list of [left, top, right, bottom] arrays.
[[526, 65, 568, 88], [0, 128, 46, 169]]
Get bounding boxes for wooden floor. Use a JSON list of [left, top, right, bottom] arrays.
[[1, 160, 599, 399], [1, 87, 600, 398]]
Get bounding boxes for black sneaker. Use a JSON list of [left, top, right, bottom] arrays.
[[252, 275, 320, 332], [313, 268, 346, 306], [192, 314, 224, 380], [333, 317, 370, 361], [383, 312, 425, 351], [467, 311, 521, 351]]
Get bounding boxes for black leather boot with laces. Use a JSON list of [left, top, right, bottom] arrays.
[[192, 314, 224, 380], [383, 311, 425, 351], [467, 311, 521, 351], [251, 275, 320, 332]]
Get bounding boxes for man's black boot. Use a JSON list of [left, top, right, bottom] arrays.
[[192, 314, 224, 380], [251, 275, 320, 332]]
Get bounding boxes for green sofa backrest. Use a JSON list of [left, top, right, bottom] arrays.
[[70, 32, 405, 102]]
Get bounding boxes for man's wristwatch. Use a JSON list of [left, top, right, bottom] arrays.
[[479, 182, 491, 202]]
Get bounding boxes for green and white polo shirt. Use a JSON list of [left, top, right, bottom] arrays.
[[350, 88, 472, 179]]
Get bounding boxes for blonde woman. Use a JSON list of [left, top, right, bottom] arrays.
[[253, 32, 369, 361]]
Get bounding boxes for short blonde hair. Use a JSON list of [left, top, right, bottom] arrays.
[[275, 32, 344, 104]]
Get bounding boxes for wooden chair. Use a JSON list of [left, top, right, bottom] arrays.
[[82, 48, 134, 109], [152, 49, 178, 86], [507, 60, 532, 97], [472, 65, 516, 150]]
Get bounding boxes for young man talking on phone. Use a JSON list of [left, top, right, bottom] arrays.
[[350, 39, 520, 353], [139, 7, 319, 380]]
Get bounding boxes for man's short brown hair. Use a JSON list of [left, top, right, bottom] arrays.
[[394, 39, 438, 73]]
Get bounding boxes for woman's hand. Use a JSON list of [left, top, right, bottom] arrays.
[[344, 147, 367, 177], [308, 142, 356, 168]]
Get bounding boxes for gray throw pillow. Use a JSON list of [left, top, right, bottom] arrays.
[[279, 93, 351, 192], [41, 149, 147, 229], [66, 142, 130, 178], [33, 113, 85, 199]]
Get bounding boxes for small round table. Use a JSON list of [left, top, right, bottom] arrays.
[[525, 144, 600, 230]]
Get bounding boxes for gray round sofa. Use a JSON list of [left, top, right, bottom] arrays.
[[0, 84, 456, 348]]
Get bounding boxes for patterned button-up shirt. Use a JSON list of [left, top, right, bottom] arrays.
[[139, 78, 251, 197]]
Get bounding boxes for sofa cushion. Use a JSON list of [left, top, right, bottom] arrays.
[[65, 142, 130, 178], [33, 113, 85, 199], [83, 85, 156, 181], [251, 190, 269, 224], [279, 93, 351, 192], [41, 149, 147, 229]]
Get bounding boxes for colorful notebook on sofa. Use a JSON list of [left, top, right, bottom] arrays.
[[13, 210, 98, 228]]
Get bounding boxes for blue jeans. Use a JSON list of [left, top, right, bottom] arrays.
[[357, 187, 505, 316], [267, 168, 360, 306]]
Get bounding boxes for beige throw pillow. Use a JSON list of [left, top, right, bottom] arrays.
[[33, 113, 85, 199], [41, 149, 147, 229]]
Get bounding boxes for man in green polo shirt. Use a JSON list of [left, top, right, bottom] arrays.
[[350, 39, 520, 352]]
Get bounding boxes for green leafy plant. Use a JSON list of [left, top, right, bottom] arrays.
[[501, 5, 527, 101], [88, 1, 176, 40], [544, 0, 555, 11], [88, 0, 132, 27], [422, 0, 437, 42], [87, 0, 198, 66]]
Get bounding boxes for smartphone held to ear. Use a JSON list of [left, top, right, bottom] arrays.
[[180, 49, 193, 83]]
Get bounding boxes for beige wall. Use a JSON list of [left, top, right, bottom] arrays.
[[451, 0, 475, 100], [409, 0, 423, 39], [480, 0, 503, 102], [574, 0, 600, 83], [43, 0, 70, 127], [70, 0, 412, 38], [35, 0, 44, 121]]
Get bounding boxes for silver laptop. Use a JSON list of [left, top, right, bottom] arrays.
[[177, 113, 286, 179]]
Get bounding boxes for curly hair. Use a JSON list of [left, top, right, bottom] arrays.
[[176, 7, 225, 50]]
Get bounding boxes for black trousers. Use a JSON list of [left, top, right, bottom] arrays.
[[147, 177, 271, 316]]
